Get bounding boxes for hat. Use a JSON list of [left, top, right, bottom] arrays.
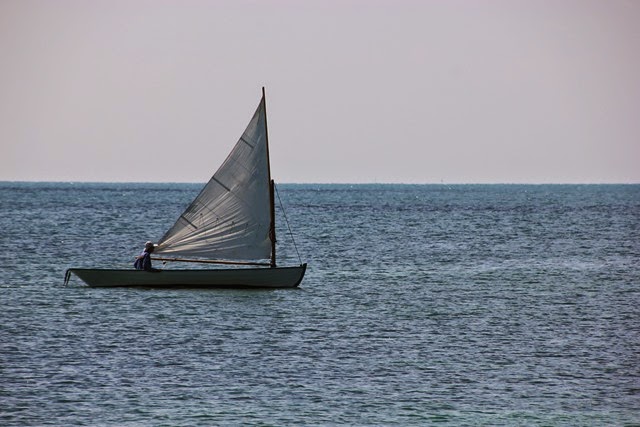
[[145, 241, 155, 249]]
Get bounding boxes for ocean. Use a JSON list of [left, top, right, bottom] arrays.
[[1, 182, 638, 426]]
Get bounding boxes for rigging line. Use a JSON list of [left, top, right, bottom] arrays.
[[275, 184, 302, 264]]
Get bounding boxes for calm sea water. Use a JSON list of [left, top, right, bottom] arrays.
[[1, 182, 639, 426]]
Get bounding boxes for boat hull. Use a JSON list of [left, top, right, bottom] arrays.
[[65, 264, 307, 289]]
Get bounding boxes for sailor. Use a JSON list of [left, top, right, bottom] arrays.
[[134, 241, 159, 271]]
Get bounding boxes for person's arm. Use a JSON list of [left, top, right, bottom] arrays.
[[142, 253, 153, 271]]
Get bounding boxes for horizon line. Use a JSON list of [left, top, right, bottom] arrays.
[[1, 180, 639, 186]]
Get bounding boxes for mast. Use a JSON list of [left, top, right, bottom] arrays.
[[263, 87, 277, 267]]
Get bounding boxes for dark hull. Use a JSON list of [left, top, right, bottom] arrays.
[[65, 264, 307, 289]]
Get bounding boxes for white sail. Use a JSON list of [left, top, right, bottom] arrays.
[[155, 96, 272, 261]]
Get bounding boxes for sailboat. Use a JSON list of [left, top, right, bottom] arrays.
[[65, 88, 307, 288]]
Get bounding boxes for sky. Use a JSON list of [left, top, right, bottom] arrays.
[[1, 0, 639, 184]]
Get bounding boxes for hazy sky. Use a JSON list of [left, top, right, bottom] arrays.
[[1, 0, 639, 183]]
